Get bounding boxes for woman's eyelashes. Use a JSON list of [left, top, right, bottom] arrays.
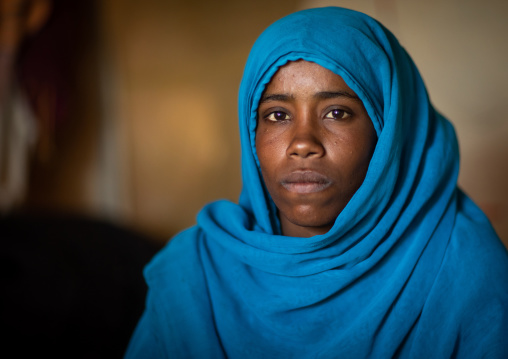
[[324, 108, 351, 120], [265, 110, 290, 122]]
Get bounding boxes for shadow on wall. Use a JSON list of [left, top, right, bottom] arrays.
[[1, 212, 162, 358]]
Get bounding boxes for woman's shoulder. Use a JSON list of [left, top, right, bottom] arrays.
[[449, 191, 508, 280], [142, 226, 206, 291], [407, 193, 508, 357], [436, 191, 508, 319]]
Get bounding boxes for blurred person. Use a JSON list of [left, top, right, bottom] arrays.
[[1, 3, 161, 358], [125, 7, 508, 358], [0, 0, 51, 211]]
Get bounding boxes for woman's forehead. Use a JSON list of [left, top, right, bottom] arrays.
[[261, 60, 360, 100]]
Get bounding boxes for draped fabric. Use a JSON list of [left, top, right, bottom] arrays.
[[125, 7, 508, 358]]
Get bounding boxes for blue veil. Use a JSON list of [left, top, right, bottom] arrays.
[[126, 7, 508, 358]]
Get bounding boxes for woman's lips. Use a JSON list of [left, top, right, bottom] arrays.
[[281, 171, 332, 193]]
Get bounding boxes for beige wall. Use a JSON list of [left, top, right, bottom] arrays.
[[96, 0, 508, 244]]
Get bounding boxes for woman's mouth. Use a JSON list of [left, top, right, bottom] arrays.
[[281, 171, 332, 193]]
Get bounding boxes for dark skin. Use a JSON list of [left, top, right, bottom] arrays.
[[256, 60, 377, 238]]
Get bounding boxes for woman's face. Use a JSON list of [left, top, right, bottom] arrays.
[[256, 60, 377, 238]]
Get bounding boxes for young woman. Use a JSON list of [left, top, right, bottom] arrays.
[[125, 7, 508, 358]]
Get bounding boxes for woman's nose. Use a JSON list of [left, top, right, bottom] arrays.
[[286, 117, 325, 159]]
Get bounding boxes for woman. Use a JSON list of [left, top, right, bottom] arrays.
[[125, 7, 508, 358]]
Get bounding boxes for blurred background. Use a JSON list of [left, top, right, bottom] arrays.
[[1, 0, 507, 357]]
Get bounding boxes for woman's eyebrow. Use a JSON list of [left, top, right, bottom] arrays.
[[259, 93, 293, 103], [314, 91, 362, 102]]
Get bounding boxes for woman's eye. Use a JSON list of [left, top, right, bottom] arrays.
[[266, 111, 290, 122], [324, 109, 350, 120]]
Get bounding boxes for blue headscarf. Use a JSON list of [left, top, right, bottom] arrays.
[[126, 7, 508, 358]]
